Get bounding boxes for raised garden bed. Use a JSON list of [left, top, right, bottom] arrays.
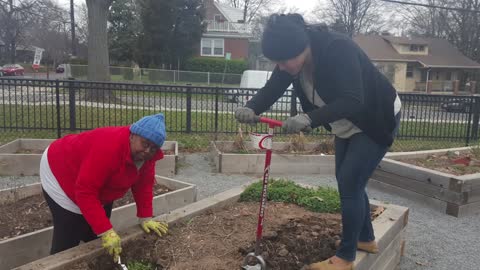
[[373, 146, 480, 217], [0, 176, 197, 270], [16, 184, 409, 270], [210, 140, 335, 175], [0, 139, 179, 176]]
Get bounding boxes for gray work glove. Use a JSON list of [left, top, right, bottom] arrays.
[[283, 114, 312, 133], [235, 107, 258, 124]]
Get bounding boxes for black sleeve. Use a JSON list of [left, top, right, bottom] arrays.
[[307, 40, 364, 127], [245, 66, 294, 115]]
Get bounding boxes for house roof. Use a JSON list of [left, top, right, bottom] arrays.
[[353, 34, 480, 69], [382, 36, 429, 45], [213, 2, 244, 22]]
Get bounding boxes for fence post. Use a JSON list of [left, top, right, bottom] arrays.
[[208, 72, 210, 85], [186, 87, 192, 133], [55, 80, 62, 138], [290, 90, 298, 116], [471, 96, 480, 143], [68, 78, 76, 131], [214, 87, 219, 140]]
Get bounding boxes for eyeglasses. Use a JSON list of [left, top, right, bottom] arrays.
[[140, 139, 159, 153]]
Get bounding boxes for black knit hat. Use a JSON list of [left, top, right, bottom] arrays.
[[261, 14, 309, 61]]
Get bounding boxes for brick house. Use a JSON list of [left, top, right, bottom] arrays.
[[199, 0, 252, 60]]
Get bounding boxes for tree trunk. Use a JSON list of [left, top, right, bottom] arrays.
[[87, 0, 110, 82], [85, 0, 115, 102]]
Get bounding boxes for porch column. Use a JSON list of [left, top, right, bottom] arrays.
[[453, 80, 460, 95], [427, 80, 432, 93]]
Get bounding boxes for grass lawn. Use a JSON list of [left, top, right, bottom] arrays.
[[0, 104, 476, 152]]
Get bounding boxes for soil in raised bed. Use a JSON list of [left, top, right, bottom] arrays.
[[400, 149, 480, 176], [162, 150, 175, 155], [0, 184, 170, 240], [73, 202, 383, 270]]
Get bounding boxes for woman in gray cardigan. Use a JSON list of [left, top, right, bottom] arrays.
[[235, 14, 401, 270]]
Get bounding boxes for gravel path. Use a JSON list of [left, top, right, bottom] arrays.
[[1, 153, 478, 270], [174, 153, 480, 270]]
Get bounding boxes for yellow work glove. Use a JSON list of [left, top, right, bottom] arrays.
[[101, 229, 122, 262], [140, 219, 168, 237]]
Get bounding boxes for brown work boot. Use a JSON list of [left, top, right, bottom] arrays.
[[335, 240, 379, 254], [304, 257, 353, 270]]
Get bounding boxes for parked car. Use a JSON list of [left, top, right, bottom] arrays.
[[1, 64, 24, 76], [56, 64, 65, 73], [440, 97, 472, 113]]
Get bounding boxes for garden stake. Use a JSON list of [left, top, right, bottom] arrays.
[[242, 116, 283, 270], [117, 256, 128, 270]]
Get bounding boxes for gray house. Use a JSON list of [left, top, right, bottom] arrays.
[[354, 35, 480, 93]]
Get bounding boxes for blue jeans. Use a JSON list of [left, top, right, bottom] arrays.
[[335, 113, 400, 261]]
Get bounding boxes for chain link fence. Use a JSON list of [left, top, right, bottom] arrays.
[[69, 65, 242, 86]]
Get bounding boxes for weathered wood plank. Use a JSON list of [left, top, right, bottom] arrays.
[[371, 170, 465, 204]]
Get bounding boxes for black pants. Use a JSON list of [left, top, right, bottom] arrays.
[[43, 189, 113, 254]]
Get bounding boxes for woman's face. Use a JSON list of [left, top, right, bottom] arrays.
[[129, 134, 159, 162], [275, 47, 310, 76]]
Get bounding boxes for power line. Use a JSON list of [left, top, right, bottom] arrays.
[[380, 0, 480, 13]]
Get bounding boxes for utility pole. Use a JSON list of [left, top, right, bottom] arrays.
[[70, 0, 76, 57], [9, 0, 16, 63]]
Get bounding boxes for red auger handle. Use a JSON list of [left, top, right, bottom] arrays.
[[256, 116, 283, 128]]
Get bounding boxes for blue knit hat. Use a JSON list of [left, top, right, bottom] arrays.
[[130, 113, 166, 146]]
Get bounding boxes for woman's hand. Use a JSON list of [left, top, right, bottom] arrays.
[[101, 229, 122, 262], [140, 219, 168, 237], [235, 107, 258, 124], [283, 114, 312, 133]]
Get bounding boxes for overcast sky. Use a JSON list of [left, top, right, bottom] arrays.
[[55, 0, 323, 14], [282, 0, 322, 13]]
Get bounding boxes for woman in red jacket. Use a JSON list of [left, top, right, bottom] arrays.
[[40, 113, 168, 262]]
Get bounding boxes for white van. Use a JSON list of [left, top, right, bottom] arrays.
[[228, 70, 299, 112], [239, 70, 274, 88]]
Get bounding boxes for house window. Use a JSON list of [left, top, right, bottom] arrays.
[[201, 38, 224, 57], [406, 63, 414, 78], [410, 44, 425, 52], [446, 71, 452, 81], [214, 14, 223, 22]]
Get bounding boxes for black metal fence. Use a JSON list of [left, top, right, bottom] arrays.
[[1, 77, 479, 149]]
